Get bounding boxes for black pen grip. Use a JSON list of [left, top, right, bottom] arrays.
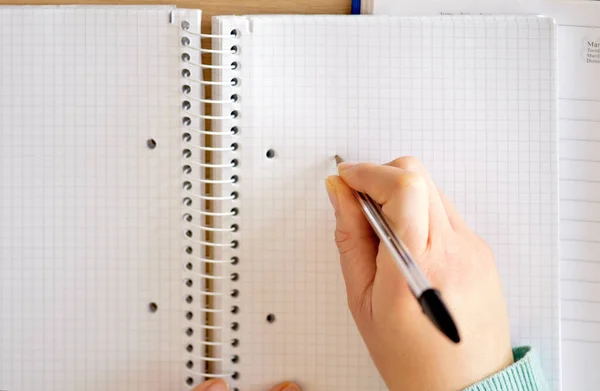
[[418, 289, 461, 344]]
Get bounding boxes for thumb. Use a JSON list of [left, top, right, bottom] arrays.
[[337, 162, 430, 258], [192, 379, 229, 391], [192, 380, 302, 391], [269, 382, 302, 391], [325, 175, 378, 314]]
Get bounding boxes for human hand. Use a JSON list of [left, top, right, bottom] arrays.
[[192, 379, 301, 391], [325, 157, 513, 391]]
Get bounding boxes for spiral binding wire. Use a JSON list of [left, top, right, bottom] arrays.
[[180, 17, 240, 389]]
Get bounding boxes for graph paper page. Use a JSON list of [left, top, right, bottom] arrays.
[[213, 15, 560, 391], [365, 1, 600, 388], [0, 6, 189, 391]]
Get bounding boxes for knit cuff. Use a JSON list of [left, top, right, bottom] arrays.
[[463, 347, 549, 391]]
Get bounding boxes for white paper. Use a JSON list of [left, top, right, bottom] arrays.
[[556, 23, 600, 391], [0, 6, 188, 391], [366, 1, 600, 389], [212, 15, 560, 391]]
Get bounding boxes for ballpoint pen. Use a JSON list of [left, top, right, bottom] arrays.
[[335, 155, 460, 344]]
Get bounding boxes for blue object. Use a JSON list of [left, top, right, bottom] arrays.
[[351, 0, 361, 14]]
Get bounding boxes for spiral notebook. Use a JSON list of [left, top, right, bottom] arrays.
[[0, 6, 559, 391]]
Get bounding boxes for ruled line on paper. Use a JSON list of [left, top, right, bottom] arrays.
[[562, 257, 600, 264], [562, 318, 600, 325], [562, 278, 600, 284], [561, 118, 600, 123], [562, 218, 600, 223], [562, 298, 600, 304], [561, 239, 600, 245], [562, 199, 600, 205], [559, 139, 600, 143], [561, 179, 600, 185], [563, 338, 600, 344], [559, 88, 600, 355]]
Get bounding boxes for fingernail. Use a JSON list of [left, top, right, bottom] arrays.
[[324, 177, 339, 214], [338, 161, 358, 172], [282, 383, 301, 391], [205, 379, 229, 391]]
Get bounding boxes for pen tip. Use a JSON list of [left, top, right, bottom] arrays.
[[334, 155, 344, 165], [419, 289, 461, 344]]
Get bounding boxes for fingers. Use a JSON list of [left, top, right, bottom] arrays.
[[378, 170, 430, 258], [336, 163, 430, 256], [336, 162, 412, 205], [325, 175, 378, 314], [436, 188, 466, 231], [386, 156, 455, 233], [192, 379, 229, 391], [269, 382, 302, 391], [192, 380, 302, 391]]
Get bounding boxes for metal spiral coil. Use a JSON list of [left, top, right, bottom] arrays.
[[180, 17, 240, 389]]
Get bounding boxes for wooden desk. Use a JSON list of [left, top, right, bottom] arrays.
[[0, 0, 351, 31]]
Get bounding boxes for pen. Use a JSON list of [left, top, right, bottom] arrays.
[[335, 155, 460, 344]]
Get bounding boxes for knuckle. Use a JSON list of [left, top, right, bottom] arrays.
[[346, 292, 361, 314], [348, 299, 364, 320], [390, 171, 426, 191], [346, 287, 372, 321], [469, 232, 495, 263], [443, 235, 497, 286], [478, 241, 496, 268], [390, 155, 423, 171], [418, 248, 443, 282], [334, 228, 355, 255]]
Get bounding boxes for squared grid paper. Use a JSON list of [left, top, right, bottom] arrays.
[[0, 6, 184, 391], [213, 15, 559, 390]]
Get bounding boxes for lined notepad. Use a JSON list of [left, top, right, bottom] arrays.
[[555, 19, 600, 390], [209, 15, 560, 390]]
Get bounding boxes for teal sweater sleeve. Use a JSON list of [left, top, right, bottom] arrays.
[[463, 347, 549, 391]]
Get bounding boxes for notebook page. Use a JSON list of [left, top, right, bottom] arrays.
[[555, 21, 600, 390], [0, 6, 186, 391], [365, 1, 600, 387], [212, 15, 559, 390], [364, 1, 600, 388]]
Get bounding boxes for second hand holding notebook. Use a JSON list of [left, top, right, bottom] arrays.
[[335, 155, 460, 344]]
